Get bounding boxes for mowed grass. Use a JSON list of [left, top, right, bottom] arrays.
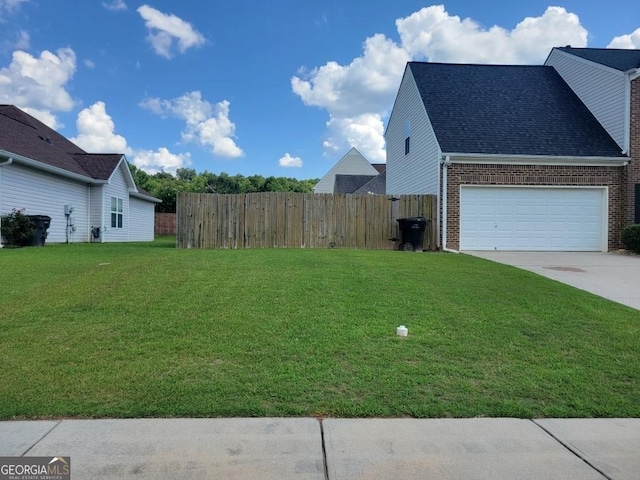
[[1, 236, 638, 419]]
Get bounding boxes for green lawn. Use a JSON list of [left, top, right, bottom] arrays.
[[1, 237, 638, 419]]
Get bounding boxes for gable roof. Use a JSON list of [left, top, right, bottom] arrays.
[[313, 147, 379, 193], [556, 47, 640, 72], [334, 174, 377, 193], [408, 62, 625, 158], [72, 153, 123, 180]]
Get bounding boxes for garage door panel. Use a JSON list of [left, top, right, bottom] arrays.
[[460, 187, 605, 251]]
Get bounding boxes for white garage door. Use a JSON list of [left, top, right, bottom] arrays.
[[460, 186, 606, 251]]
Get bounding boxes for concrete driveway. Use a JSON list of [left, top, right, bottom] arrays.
[[464, 251, 640, 310]]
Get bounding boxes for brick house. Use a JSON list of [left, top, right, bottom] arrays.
[[386, 47, 640, 252]]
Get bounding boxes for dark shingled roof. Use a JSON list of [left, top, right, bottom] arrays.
[[0, 105, 125, 180], [371, 163, 387, 173], [334, 174, 377, 194], [558, 47, 640, 72], [73, 153, 123, 180], [408, 62, 625, 157], [353, 171, 386, 195]]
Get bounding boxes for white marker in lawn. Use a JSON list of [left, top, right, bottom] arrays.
[[396, 325, 408, 337]]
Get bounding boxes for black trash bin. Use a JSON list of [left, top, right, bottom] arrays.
[[397, 216, 427, 251], [27, 215, 51, 246]]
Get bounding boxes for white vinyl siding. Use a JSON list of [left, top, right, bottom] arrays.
[[546, 50, 627, 151], [0, 162, 89, 243], [129, 197, 155, 241], [386, 68, 441, 195], [313, 148, 378, 193], [89, 185, 103, 240], [460, 186, 607, 252], [103, 163, 130, 242]]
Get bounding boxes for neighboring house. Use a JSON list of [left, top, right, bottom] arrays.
[[353, 171, 387, 195], [334, 174, 378, 193], [386, 47, 640, 252], [0, 105, 160, 244], [313, 147, 380, 193]]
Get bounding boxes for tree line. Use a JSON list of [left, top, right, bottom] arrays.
[[129, 165, 319, 213]]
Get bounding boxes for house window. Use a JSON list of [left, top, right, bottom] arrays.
[[111, 196, 123, 228], [404, 120, 411, 155]]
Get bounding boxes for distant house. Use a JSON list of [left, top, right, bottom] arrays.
[[0, 105, 160, 244], [313, 147, 381, 193], [386, 47, 640, 252], [333, 174, 378, 194]]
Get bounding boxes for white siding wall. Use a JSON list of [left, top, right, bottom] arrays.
[[89, 185, 103, 241], [386, 69, 441, 194], [0, 162, 90, 243], [103, 163, 130, 242], [546, 50, 627, 150], [313, 149, 378, 193], [129, 197, 155, 241]]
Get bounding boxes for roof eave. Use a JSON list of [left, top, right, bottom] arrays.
[[0, 150, 107, 183], [444, 152, 629, 167], [129, 191, 162, 203]]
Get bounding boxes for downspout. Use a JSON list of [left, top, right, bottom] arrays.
[[441, 155, 458, 253], [0, 157, 13, 248], [623, 72, 632, 155]]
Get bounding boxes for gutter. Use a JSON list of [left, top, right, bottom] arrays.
[[623, 68, 640, 154], [0, 150, 107, 184], [0, 157, 13, 248], [443, 152, 629, 167], [440, 155, 458, 254]]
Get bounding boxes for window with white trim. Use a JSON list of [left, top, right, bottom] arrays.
[[110, 196, 123, 228]]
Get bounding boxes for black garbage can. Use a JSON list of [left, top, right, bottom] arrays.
[[397, 216, 427, 251], [27, 215, 51, 246]]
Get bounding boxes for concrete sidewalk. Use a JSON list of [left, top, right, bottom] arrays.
[[1, 418, 638, 479]]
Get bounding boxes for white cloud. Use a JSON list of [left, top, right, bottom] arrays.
[[324, 114, 386, 162], [132, 147, 191, 175], [70, 101, 131, 154], [137, 4, 205, 58], [0, 0, 27, 15], [292, 5, 588, 160], [279, 153, 303, 168], [397, 6, 586, 64], [84, 59, 96, 68], [102, 0, 126, 11], [21, 107, 59, 129], [71, 101, 190, 175], [140, 91, 243, 158], [14, 30, 29, 49], [0, 48, 76, 128], [608, 28, 640, 49]]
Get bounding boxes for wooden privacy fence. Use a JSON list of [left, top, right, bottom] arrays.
[[177, 192, 437, 250]]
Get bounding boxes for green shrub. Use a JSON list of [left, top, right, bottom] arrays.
[[1, 209, 36, 247], [622, 224, 640, 252]]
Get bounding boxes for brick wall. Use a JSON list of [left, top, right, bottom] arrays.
[[625, 77, 640, 225], [445, 163, 625, 251], [155, 212, 176, 235]]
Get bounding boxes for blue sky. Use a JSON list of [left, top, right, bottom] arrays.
[[1, 1, 639, 180]]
